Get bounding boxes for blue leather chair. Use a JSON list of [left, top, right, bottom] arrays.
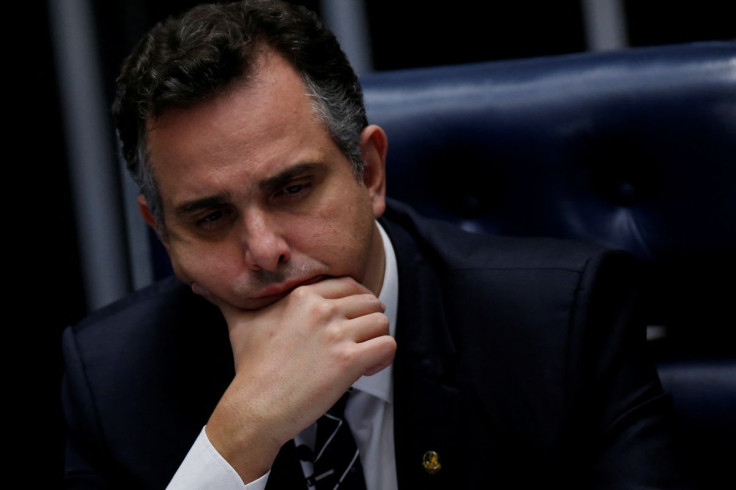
[[360, 41, 736, 489], [146, 41, 735, 487]]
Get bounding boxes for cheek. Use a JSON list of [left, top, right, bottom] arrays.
[[166, 241, 242, 290], [306, 202, 375, 268]]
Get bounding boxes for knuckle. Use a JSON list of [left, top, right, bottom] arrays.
[[290, 286, 310, 301], [374, 312, 390, 332], [314, 299, 336, 318], [378, 336, 398, 359], [333, 345, 356, 369], [323, 323, 343, 343], [367, 294, 384, 309]]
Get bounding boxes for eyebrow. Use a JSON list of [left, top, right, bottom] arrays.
[[258, 162, 321, 194], [172, 162, 322, 217], [173, 194, 230, 218]]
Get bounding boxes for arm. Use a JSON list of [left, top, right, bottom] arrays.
[[200, 276, 396, 483], [166, 428, 268, 490], [61, 327, 115, 489], [61, 276, 395, 488], [570, 250, 691, 489]]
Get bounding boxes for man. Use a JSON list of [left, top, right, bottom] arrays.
[[61, 1, 688, 488]]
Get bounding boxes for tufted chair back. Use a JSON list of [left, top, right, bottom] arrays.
[[360, 41, 736, 489]]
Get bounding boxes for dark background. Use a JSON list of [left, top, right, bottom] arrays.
[[12, 1, 733, 486]]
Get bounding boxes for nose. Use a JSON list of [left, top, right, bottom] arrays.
[[241, 208, 290, 271]]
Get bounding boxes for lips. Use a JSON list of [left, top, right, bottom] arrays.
[[254, 274, 326, 301]]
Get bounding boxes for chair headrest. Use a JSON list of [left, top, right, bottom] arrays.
[[361, 41, 736, 357]]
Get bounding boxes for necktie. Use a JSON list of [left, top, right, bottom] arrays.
[[307, 390, 367, 490]]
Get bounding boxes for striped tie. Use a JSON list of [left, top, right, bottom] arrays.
[[308, 391, 367, 490]]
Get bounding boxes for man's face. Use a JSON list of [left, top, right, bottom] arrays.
[[142, 51, 388, 310]]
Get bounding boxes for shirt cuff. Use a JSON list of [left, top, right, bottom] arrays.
[[166, 426, 270, 490]]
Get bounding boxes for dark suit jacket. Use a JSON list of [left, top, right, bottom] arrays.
[[61, 199, 688, 489]]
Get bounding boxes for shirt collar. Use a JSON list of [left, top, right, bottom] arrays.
[[351, 221, 398, 404]]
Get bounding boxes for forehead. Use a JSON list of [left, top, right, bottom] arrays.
[[146, 50, 318, 146], [144, 50, 339, 203]]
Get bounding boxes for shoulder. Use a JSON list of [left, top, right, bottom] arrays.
[[381, 198, 642, 337], [63, 276, 225, 357], [61, 275, 231, 418], [381, 198, 634, 275], [61, 277, 231, 485]]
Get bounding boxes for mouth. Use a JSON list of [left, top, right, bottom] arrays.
[[253, 274, 327, 303]]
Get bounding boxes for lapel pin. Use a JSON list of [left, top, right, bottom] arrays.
[[422, 450, 441, 474]]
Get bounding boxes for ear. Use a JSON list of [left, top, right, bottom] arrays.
[[137, 195, 169, 248], [359, 124, 388, 218]]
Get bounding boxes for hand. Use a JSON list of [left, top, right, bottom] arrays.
[[202, 277, 396, 482]]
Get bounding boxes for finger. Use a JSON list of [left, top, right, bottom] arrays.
[[346, 312, 391, 342], [354, 335, 397, 376], [298, 276, 373, 300], [332, 293, 386, 320]]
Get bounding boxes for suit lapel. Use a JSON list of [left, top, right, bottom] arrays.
[[382, 214, 462, 489]]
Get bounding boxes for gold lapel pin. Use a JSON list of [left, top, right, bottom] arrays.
[[422, 450, 441, 474]]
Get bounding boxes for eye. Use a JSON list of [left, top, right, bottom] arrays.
[[196, 207, 234, 230], [275, 181, 312, 201], [202, 210, 223, 222]]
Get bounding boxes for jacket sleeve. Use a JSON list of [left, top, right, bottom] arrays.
[[61, 325, 114, 489], [568, 250, 692, 489]]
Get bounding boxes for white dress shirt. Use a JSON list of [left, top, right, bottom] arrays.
[[167, 222, 399, 490]]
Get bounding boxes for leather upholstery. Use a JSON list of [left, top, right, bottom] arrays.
[[145, 41, 736, 487], [360, 41, 736, 489]]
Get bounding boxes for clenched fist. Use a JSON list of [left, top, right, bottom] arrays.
[[203, 276, 396, 483]]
